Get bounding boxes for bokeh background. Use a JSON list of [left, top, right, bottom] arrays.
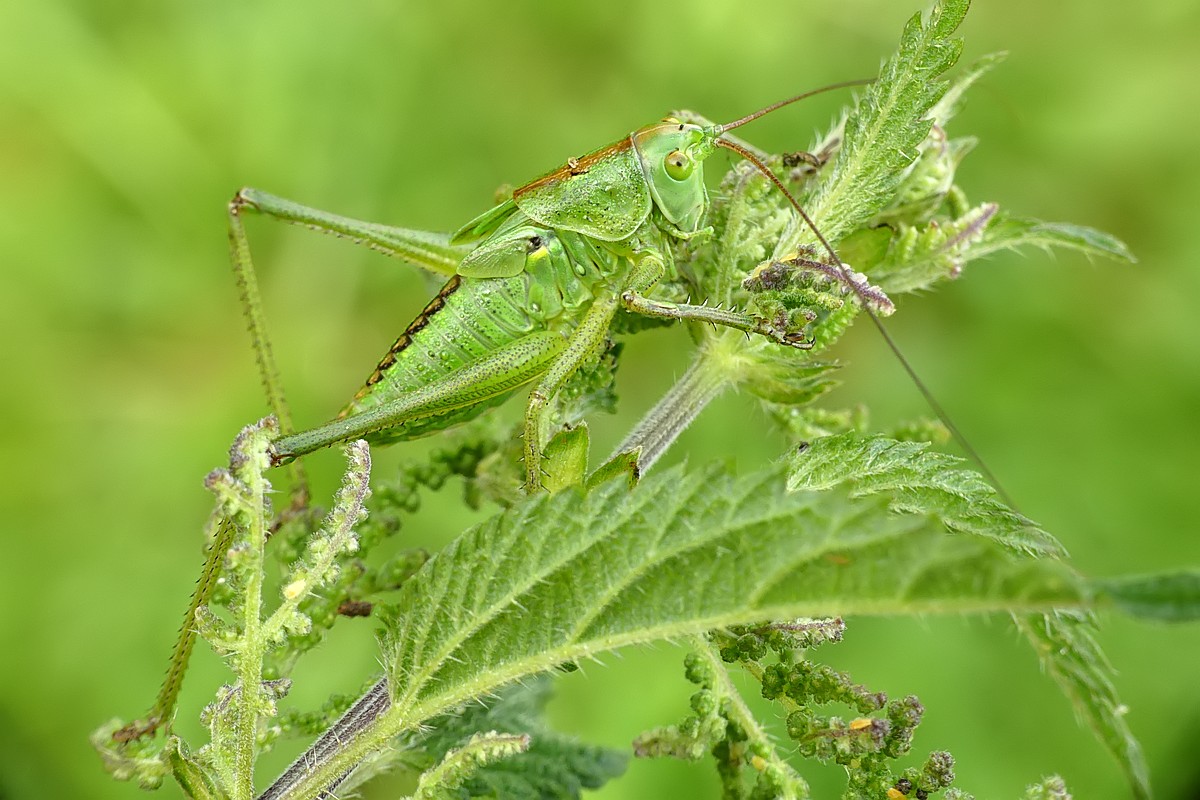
[[2, 1, 1198, 798]]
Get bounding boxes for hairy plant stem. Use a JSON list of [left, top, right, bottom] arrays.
[[256, 679, 390, 800], [690, 637, 810, 798], [612, 338, 742, 473], [233, 463, 269, 800]]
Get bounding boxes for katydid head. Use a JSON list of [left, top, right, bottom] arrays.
[[632, 79, 874, 235], [631, 120, 711, 233]]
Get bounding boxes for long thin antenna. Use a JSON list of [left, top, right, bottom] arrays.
[[719, 79, 876, 134], [715, 136, 1017, 509]]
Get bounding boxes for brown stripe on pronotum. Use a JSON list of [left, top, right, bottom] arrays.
[[514, 139, 634, 197]]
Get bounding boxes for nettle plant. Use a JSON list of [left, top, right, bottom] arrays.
[[95, 1, 1198, 798]]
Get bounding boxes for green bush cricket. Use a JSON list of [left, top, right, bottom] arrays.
[[96, 3, 1157, 794], [228, 80, 881, 497]]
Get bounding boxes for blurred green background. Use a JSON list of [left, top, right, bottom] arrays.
[[2, 1, 1198, 798]]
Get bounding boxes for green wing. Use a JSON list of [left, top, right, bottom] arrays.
[[450, 198, 519, 245], [456, 232, 531, 278]]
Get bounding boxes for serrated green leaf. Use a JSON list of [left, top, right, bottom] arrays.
[[927, 0, 969, 37], [251, 456, 1092, 800], [870, 202, 1001, 294], [786, 433, 1065, 558], [743, 357, 840, 406], [255, 452, 1096, 800], [973, 214, 1135, 262], [795, 0, 968, 250], [413, 679, 626, 800], [1014, 613, 1150, 800], [1096, 570, 1200, 621], [364, 461, 1085, 747]]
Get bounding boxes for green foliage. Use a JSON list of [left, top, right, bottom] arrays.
[[1015, 613, 1150, 799], [1097, 571, 1200, 622], [801, 0, 968, 247], [409, 679, 627, 800], [972, 215, 1136, 264], [379, 456, 1084, 709], [246, 440, 1097, 799], [90, 1, 1195, 799], [786, 433, 1062, 557]]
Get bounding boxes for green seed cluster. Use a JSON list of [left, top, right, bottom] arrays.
[[709, 621, 972, 797], [632, 653, 726, 761], [719, 618, 846, 662], [639, 651, 809, 799], [890, 750, 958, 798], [760, 659, 887, 715]]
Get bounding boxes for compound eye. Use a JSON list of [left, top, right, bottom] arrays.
[[526, 234, 544, 254], [664, 150, 694, 181]]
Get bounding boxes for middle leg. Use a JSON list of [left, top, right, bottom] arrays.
[[522, 293, 621, 492]]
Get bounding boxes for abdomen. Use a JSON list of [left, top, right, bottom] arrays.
[[339, 273, 544, 443]]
